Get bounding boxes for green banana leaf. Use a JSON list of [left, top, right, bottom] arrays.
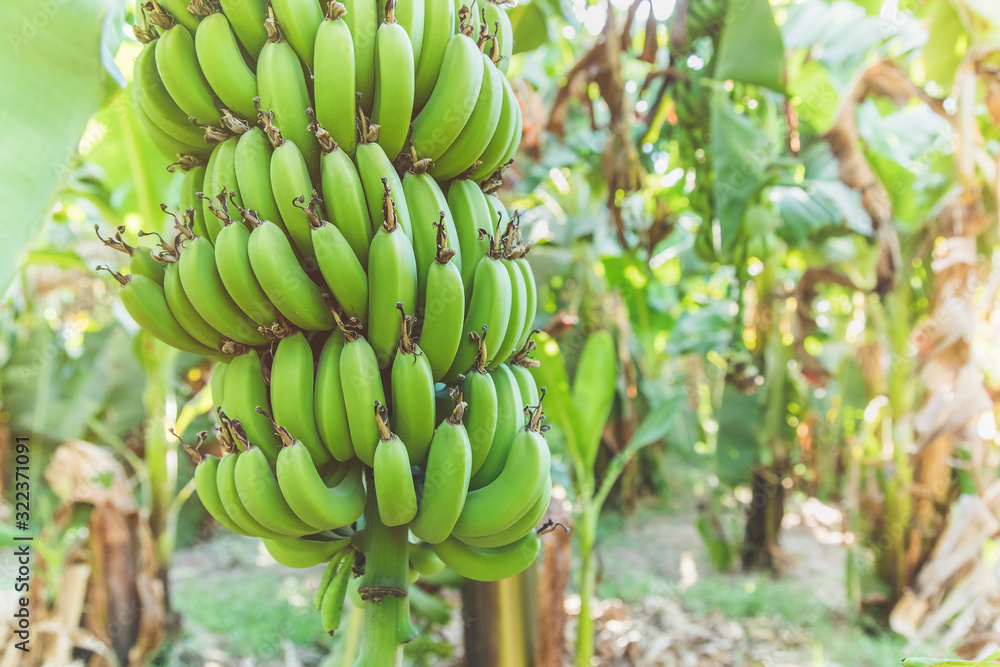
[[570, 330, 617, 470], [714, 0, 785, 92]]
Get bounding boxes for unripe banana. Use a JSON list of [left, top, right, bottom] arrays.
[[314, 3, 358, 155], [320, 549, 356, 634], [493, 257, 527, 366], [178, 236, 271, 345], [446, 178, 492, 291], [454, 399, 550, 537], [219, 0, 269, 59], [372, 403, 418, 527], [96, 225, 167, 285], [312, 333, 356, 462], [484, 192, 508, 237], [462, 341, 498, 475], [515, 255, 537, 351], [155, 24, 222, 126], [180, 165, 210, 238], [400, 170, 462, 309], [445, 249, 511, 380], [216, 452, 288, 538], [193, 453, 251, 535], [209, 361, 228, 406], [455, 0, 480, 39], [410, 33, 484, 160], [162, 260, 230, 351], [494, 95, 523, 174], [222, 350, 283, 461], [428, 49, 503, 180], [371, 5, 415, 161], [264, 535, 348, 568], [271, 332, 333, 467], [432, 532, 541, 582], [195, 12, 258, 120], [270, 0, 323, 69], [235, 445, 318, 535], [342, 0, 378, 113], [277, 435, 367, 529], [368, 181, 418, 368], [258, 21, 319, 169], [316, 126, 371, 266], [408, 541, 445, 575], [509, 356, 540, 407], [340, 329, 386, 467], [133, 96, 207, 160], [483, 2, 513, 75], [390, 306, 436, 466], [201, 137, 242, 243], [410, 399, 472, 544], [413, 0, 456, 109], [235, 127, 287, 237], [215, 218, 281, 329], [382, 0, 424, 67], [155, 0, 202, 31], [266, 117, 322, 260], [247, 215, 337, 330], [355, 133, 413, 240], [456, 476, 550, 548], [469, 363, 523, 488], [467, 73, 518, 182], [419, 227, 465, 381], [133, 42, 210, 150], [306, 202, 369, 325]]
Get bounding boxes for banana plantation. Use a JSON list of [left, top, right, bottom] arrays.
[[2, 0, 999, 664]]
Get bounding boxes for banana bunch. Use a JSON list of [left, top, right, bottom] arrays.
[[110, 0, 549, 654]]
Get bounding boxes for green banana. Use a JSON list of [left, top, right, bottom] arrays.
[[413, 0, 456, 109], [408, 541, 445, 575], [456, 0, 480, 39], [306, 200, 369, 325], [400, 169, 462, 308], [264, 535, 348, 568], [270, 0, 323, 70], [467, 72, 518, 182], [178, 235, 271, 345], [355, 131, 413, 240], [201, 137, 242, 243], [247, 214, 336, 330], [390, 306, 436, 466], [315, 550, 343, 608], [371, 4, 415, 161], [215, 217, 282, 329], [195, 12, 258, 119], [222, 350, 283, 461], [162, 260, 230, 351], [258, 20, 319, 169], [454, 398, 550, 537], [432, 532, 540, 582], [419, 225, 465, 381], [193, 453, 251, 535], [320, 549, 356, 634], [492, 257, 526, 366], [180, 165, 209, 238], [339, 328, 386, 467], [493, 95, 523, 176], [383, 0, 424, 67], [410, 33, 483, 160], [216, 452, 288, 538], [314, 332, 357, 462], [314, 2, 358, 155], [469, 362, 523, 488], [484, 192, 508, 238], [462, 338, 498, 476], [200, 141, 222, 241], [154, 24, 222, 126], [316, 126, 371, 266], [209, 361, 228, 406], [446, 178, 492, 291], [372, 403, 418, 527], [457, 475, 550, 548], [270, 332, 333, 467], [342, 0, 379, 114], [277, 436, 367, 529], [367, 180, 418, 368], [133, 42, 210, 150], [445, 247, 511, 380], [266, 116, 322, 260], [219, 0, 268, 59], [133, 97, 207, 160], [483, 1, 513, 75], [428, 49, 502, 180], [515, 253, 537, 351], [509, 354, 540, 407], [234, 127, 287, 236], [154, 0, 201, 31], [234, 445, 318, 535], [95, 225, 166, 285], [409, 399, 472, 544]]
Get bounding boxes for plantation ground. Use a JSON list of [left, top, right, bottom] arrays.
[[162, 496, 916, 666]]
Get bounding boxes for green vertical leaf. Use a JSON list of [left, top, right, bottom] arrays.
[[508, 2, 550, 55], [715, 0, 785, 92], [0, 0, 118, 298], [571, 331, 617, 469]]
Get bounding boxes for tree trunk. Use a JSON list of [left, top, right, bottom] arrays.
[[741, 464, 785, 570]]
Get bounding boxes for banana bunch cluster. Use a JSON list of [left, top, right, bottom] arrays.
[[104, 0, 551, 629]]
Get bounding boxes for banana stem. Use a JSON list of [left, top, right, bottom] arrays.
[[575, 504, 599, 667], [354, 480, 411, 667]]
